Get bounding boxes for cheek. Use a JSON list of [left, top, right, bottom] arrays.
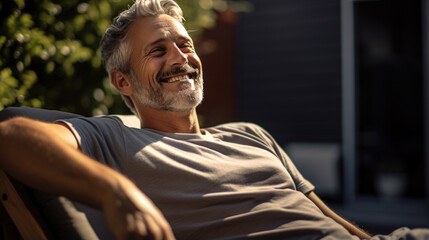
[[188, 54, 203, 77], [136, 59, 163, 87], [190, 53, 202, 68]]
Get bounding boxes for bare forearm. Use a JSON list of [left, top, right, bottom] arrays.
[[0, 117, 120, 208], [0, 117, 175, 239]]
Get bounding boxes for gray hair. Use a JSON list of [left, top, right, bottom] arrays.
[[100, 0, 184, 114]]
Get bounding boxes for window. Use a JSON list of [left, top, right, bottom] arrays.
[[341, 0, 429, 231]]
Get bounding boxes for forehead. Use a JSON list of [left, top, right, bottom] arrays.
[[127, 14, 190, 48]]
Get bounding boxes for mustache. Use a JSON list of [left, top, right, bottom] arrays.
[[156, 63, 200, 82]]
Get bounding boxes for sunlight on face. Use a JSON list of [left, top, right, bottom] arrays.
[[130, 66, 203, 112], [127, 14, 204, 112]]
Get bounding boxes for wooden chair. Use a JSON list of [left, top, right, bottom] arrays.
[[0, 169, 53, 240]]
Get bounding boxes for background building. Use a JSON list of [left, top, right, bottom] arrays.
[[198, 0, 429, 234]]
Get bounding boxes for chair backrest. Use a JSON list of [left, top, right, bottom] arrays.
[[0, 107, 139, 240]]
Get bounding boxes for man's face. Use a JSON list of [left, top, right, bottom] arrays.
[[127, 14, 203, 112]]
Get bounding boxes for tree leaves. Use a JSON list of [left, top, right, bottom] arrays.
[[0, 0, 228, 115]]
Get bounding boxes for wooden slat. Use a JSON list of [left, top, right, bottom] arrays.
[[0, 202, 19, 240], [0, 169, 48, 240]]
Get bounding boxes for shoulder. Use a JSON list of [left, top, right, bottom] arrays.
[[60, 116, 136, 159], [60, 116, 132, 143], [209, 122, 270, 137], [63, 115, 127, 129], [206, 122, 275, 145], [209, 122, 263, 131]]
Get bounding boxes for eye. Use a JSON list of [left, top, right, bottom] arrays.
[[148, 47, 165, 56], [179, 42, 195, 52]]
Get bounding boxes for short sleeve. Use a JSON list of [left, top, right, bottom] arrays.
[[58, 116, 127, 170]]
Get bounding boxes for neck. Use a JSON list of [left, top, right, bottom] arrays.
[[137, 106, 201, 134]]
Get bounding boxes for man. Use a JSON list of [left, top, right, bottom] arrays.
[[0, 0, 427, 239]]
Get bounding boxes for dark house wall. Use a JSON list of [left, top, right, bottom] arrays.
[[235, 0, 342, 147]]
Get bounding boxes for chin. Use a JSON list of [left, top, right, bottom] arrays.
[[167, 94, 203, 112], [134, 83, 203, 112]]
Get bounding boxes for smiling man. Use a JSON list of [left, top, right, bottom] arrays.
[[1, 0, 429, 240], [104, 9, 204, 134], [121, 14, 204, 113]]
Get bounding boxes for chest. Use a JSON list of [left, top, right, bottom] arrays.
[[120, 137, 296, 196]]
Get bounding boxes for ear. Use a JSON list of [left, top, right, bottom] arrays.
[[110, 70, 133, 96]]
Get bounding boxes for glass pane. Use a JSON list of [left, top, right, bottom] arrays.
[[354, 0, 424, 199]]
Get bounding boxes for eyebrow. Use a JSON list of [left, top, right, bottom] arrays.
[[145, 38, 167, 53]]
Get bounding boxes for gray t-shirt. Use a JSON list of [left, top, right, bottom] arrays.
[[63, 116, 358, 240]]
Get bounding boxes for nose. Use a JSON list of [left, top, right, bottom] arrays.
[[167, 43, 188, 67]]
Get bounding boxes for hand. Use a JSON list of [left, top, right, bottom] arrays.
[[101, 177, 175, 240]]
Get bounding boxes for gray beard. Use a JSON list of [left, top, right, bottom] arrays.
[[130, 70, 203, 112]]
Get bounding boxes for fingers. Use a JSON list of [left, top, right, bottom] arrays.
[[143, 213, 163, 240], [134, 213, 148, 237], [124, 211, 175, 240], [101, 177, 175, 240], [125, 213, 148, 237]]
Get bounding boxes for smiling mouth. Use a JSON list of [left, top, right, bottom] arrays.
[[161, 72, 197, 83]]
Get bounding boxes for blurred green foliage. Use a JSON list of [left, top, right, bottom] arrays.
[[0, 0, 232, 116]]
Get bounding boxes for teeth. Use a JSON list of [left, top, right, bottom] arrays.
[[165, 75, 190, 83]]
